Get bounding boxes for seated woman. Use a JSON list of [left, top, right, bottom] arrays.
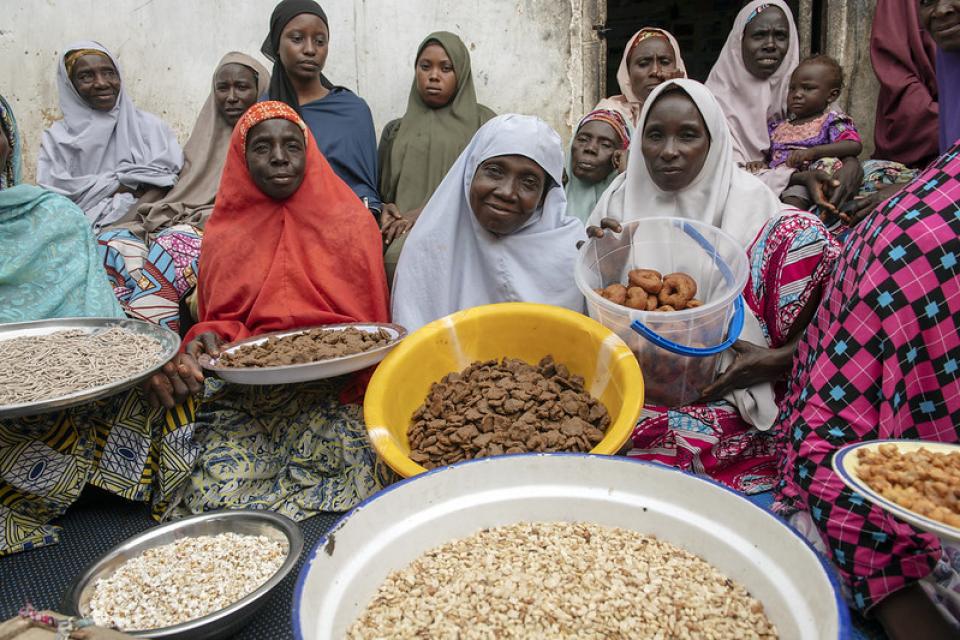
[[37, 41, 183, 232], [261, 0, 380, 216], [706, 1, 861, 216], [98, 53, 269, 334], [773, 140, 960, 639], [392, 114, 585, 332], [595, 28, 687, 128], [588, 80, 840, 494], [0, 94, 199, 556], [169, 102, 391, 518], [379, 31, 496, 285], [564, 109, 630, 223]]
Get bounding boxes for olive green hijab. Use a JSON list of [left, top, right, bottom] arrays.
[[380, 31, 495, 212]]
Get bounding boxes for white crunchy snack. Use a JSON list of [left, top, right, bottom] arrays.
[[89, 532, 286, 631], [348, 522, 777, 639]]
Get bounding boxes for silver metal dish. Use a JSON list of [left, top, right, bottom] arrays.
[[199, 322, 406, 385], [0, 317, 179, 419], [63, 509, 304, 640]]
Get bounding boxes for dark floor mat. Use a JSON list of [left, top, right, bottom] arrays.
[[0, 492, 338, 639]]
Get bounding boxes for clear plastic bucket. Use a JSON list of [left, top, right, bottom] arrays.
[[575, 217, 749, 407]]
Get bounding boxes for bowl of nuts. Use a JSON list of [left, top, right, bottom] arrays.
[[63, 510, 303, 639], [833, 439, 960, 543], [363, 302, 644, 477], [293, 454, 849, 639]]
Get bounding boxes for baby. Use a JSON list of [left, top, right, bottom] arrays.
[[746, 55, 863, 210]]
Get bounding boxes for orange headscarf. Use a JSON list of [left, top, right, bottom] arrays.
[[186, 101, 389, 354]]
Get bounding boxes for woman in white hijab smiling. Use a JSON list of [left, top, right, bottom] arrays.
[[391, 114, 585, 332], [37, 41, 183, 232], [588, 79, 841, 495]]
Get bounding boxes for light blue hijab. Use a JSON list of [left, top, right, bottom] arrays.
[[0, 94, 124, 323]]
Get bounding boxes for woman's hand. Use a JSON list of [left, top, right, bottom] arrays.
[[785, 148, 817, 169], [186, 331, 223, 360], [380, 203, 422, 245], [142, 352, 204, 409], [792, 170, 840, 216], [698, 340, 795, 402], [874, 583, 957, 640], [742, 160, 767, 174], [844, 183, 902, 227], [578, 218, 623, 249], [828, 156, 863, 210]]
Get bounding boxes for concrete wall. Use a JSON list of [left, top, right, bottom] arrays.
[[2, 0, 597, 183]]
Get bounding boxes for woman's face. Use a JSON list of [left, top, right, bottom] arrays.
[[70, 54, 121, 111], [245, 119, 307, 200], [641, 91, 711, 192], [627, 36, 678, 102], [278, 13, 329, 84], [416, 42, 457, 108], [919, 0, 960, 51], [571, 120, 620, 184], [740, 7, 791, 79], [469, 154, 547, 236], [214, 64, 260, 127]]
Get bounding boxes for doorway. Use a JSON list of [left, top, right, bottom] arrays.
[[602, 0, 803, 92]]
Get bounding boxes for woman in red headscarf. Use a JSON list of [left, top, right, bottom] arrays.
[[169, 101, 391, 519]]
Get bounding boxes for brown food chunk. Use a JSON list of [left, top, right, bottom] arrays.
[[408, 356, 611, 469]]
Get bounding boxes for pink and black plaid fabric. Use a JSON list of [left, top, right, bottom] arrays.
[[774, 142, 960, 612]]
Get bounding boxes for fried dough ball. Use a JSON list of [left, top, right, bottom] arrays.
[[598, 283, 628, 305], [625, 287, 649, 310], [658, 273, 698, 308], [628, 269, 663, 295], [645, 295, 659, 311], [686, 299, 703, 308], [655, 305, 677, 312]]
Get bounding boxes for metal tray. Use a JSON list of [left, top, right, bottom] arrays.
[[293, 454, 849, 640], [0, 317, 179, 419], [62, 509, 304, 640], [834, 439, 960, 544], [200, 323, 406, 385]]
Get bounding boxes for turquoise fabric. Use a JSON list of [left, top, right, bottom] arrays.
[[0, 184, 124, 322]]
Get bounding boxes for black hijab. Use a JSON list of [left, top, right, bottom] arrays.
[[261, 0, 334, 113]]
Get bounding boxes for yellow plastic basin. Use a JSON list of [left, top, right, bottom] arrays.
[[364, 302, 644, 478]]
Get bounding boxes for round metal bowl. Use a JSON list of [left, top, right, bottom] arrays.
[[63, 510, 304, 640], [200, 322, 406, 385], [293, 454, 850, 640], [0, 317, 180, 419]]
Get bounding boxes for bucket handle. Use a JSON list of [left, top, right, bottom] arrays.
[[629, 295, 745, 357]]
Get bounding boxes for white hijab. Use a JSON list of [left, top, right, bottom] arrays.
[[392, 114, 586, 332], [37, 41, 183, 232], [587, 79, 784, 249], [587, 80, 785, 429]]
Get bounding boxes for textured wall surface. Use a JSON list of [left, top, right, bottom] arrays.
[[2, 0, 595, 182]]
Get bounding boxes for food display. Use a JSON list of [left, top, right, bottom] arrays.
[[88, 532, 286, 631], [0, 328, 164, 405], [217, 327, 392, 367], [596, 268, 702, 311], [407, 356, 610, 469], [855, 444, 960, 528], [346, 521, 778, 639]]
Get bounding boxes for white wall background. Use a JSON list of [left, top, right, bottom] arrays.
[[2, 0, 596, 182]]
